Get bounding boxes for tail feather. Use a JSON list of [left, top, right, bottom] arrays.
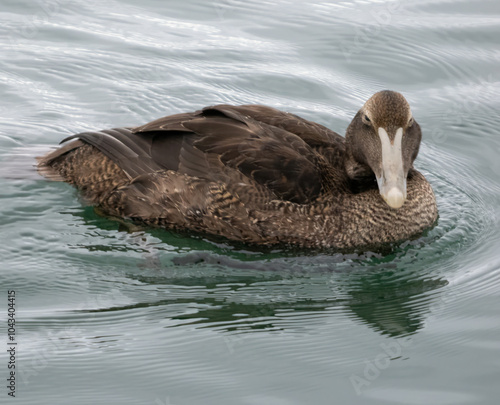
[[36, 139, 84, 181]]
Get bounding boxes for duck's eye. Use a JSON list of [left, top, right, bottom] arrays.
[[362, 115, 371, 125], [408, 117, 414, 127]]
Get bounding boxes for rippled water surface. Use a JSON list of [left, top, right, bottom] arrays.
[[1, 0, 500, 404]]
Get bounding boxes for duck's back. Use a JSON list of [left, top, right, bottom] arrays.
[[38, 105, 350, 242]]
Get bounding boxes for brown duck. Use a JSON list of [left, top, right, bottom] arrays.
[[38, 90, 438, 249]]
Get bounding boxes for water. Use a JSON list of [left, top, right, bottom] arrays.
[[1, 0, 500, 404]]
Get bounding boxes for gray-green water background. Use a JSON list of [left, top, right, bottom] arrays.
[[1, 0, 500, 404]]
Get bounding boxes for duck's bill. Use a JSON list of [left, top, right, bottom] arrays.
[[377, 176, 407, 209], [376, 127, 407, 209]]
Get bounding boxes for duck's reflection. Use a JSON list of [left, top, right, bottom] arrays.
[[71, 207, 448, 338], [341, 271, 448, 336], [93, 257, 447, 338]]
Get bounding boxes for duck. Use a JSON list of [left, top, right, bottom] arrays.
[[37, 90, 438, 249]]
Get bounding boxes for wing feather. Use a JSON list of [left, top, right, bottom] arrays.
[[59, 104, 345, 204]]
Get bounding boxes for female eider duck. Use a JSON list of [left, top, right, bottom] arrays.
[[38, 90, 437, 249]]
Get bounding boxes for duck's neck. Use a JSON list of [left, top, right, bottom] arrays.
[[271, 171, 437, 249], [343, 147, 378, 193]]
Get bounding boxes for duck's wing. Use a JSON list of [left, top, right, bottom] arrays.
[[52, 105, 345, 204], [219, 104, 345, 148], [56, 127, 162, 180], [136, 104, 346, 161], [209, 105, 348, 182], [133, 105, 345, 203]]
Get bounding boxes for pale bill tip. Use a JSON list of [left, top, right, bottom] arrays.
[[384, 187, 405, 209]]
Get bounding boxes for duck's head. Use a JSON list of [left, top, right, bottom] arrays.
[[345, 90, 421, 209]]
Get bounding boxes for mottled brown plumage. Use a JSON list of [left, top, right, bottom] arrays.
[[37, 91, 438, 249]]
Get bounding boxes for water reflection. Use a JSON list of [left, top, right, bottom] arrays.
[[75, 244, 448, 339], [345, 271, 448, 336], [63, 204, 451, 338]]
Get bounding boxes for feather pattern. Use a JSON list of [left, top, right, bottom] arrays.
[[37, 93, 438, 249]]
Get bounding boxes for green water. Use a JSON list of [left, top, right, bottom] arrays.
[[1, 0, 500, 404]]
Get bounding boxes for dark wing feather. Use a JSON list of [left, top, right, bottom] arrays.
[[131, 106, 326, 203], [211, 105, 347, 167], [60, 105, 344, 204], [133, 112, 197, 133], [37, 139, 85, 181], [61, 128, 163, 179], [210, 104, 343, 144], [183, 112, 323, 203]]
